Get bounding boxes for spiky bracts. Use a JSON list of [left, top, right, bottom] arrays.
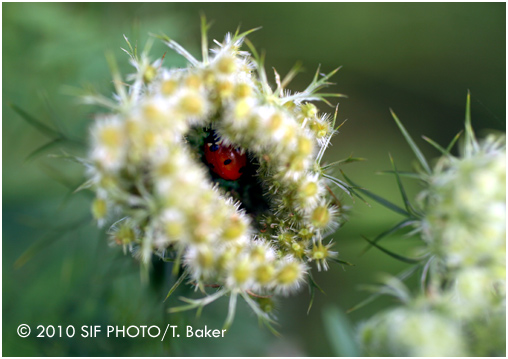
[[85, 25, 348, 328], [359, 101, 506, 356]]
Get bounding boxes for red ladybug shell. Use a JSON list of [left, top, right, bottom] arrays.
[[204, 141, 247, 181]]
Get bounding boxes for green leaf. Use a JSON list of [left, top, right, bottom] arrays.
[[332, 104, 340, 131], [259, 318, 281, 337], [464, 91, 480, 155], [360, 235, 422, 264], [316, 133, 333, 165], [200, 14, 211, 64], [390, 109, 431, 174], [308, 272, 325, 294], [244, 38, 271, 96], [421, 135, 449, 156], [243, 37, 259, 61], [39, 90, 67, 136], [232, 26, 262, 42], [361, 219, 416, 255], [347, 264, 420, 313], [121, 34, 137, 61], [153, 33, 199, 67], [323, 174, 353, 198], [375, 170, 421, 179], [446, 130, 463, 153], [49, 151, 91, 166], [283, 66, 344, 104], [164, 269, 189, 302], [39, 163, 78, 191], [321, 154, 367, 170], [312, 92, 348, 99], [171, 246, 184, 276], [308, 66, 342, 93], [346, 292, 381, 314], [241, 292, 280, 336], [14, 217, 90, 269], [307, 281, 315, 315], [280, 61, 303, 90], [105, 51, 127, 101], [341, 170, 410, 216], [168, 302, 199, 314], [420, 255, 435, 292], [25, 138, 66, 161], [389, 154, 418, 216], [9, 103, 60, 138], [329, 257, 355, 266], [307, 272, 325, 314], [73, 178, 95, 193], [323, 306, 361, 357], [373, 274, 411, 303]]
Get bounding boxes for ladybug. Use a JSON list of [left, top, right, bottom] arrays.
[[204, 134, 247, 181]]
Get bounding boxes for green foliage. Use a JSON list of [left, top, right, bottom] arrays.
[[323, 306, 361, 357]]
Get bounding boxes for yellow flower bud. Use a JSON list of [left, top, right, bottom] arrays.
[[161, 79, 178, 95], [113, 223, 136, 245], [311, 205, 330, 228], [165, 221, 183, 239], [297, 136, 313, 156], [234, 83, 252, 98], [99, 126, 123, 148], [92, 198, 107, 221], [268, 113, 283, 132], [217, 56, 236, 74], [233, 260, 251, 284], [222, 215, 247, 241], [217, 80, 234, 98], [143, 65, 156, 83], [179, 93, 204, 116], [197, 248, 214, 269], [185, 73, 203, 90], [276, 262, 300, 285], [301, 103, 317, 118], [256, 263, 275, 284], [301, 181, 318, 198], [234, 100, 251, 119]]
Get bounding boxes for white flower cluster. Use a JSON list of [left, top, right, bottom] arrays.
[[422, 134, 506, 279], [360, 120, 506, 356], [360, 306, 468, 356], [86, 28, 346, 325]]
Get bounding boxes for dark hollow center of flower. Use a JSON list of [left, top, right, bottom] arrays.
[[186, 127, 271, 223]]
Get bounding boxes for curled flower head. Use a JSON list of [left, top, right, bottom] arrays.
[[84, 23, 349, 326]]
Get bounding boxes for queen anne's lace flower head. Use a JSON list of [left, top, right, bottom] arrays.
[[420, 134, 506, 277], [85, 25, 349, 327], [359, 103, 506, 356]]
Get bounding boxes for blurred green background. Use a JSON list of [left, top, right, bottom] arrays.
[[3, 3, 505, 356]]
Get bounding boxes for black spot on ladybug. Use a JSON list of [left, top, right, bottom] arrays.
[[210, 144, 219, 152], [224, 159, 232, 165], [238, 166, 246, 173]]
